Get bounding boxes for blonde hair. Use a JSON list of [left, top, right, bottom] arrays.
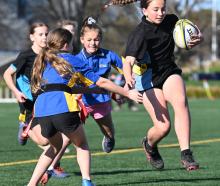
[[31, 28, 75, 93]]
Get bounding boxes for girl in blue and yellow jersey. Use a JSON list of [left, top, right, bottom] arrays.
[[76, 17, 123, 153], [4, 22, 71, 181], [28, 28, 142, 186]]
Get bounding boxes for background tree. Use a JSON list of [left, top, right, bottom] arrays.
[[0, 0, 218, 70]]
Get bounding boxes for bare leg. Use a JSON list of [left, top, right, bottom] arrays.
[[142, 89, 171, 146], [28, 124, 49, 146], [65, 124, 91, 180], [163, 74, 190, 151], [29, 124, 70, 178], [95, 113, 115, 139], [49, 133, 70, 168], [27, 132, 63, 186]]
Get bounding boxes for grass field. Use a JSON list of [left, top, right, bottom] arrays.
[[0, 99, 220, 186]]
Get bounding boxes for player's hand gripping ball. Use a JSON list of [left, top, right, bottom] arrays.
[[173, 19, 199, 50]]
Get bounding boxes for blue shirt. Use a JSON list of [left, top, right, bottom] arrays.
[[76, 48, 123, 106], [34, 53, 100, 117]]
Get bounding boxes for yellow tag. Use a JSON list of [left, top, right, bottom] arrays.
[[19, 113, 26, 122], [132, 64, 148, 75]]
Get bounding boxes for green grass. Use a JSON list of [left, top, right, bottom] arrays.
[[0, 99, 220, 186]]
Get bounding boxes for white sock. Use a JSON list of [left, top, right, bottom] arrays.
[[47, 166, 54, 171]]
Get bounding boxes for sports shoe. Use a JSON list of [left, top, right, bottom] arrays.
[[102, 136, 115, 153], [82, 179, 95, 186], [51, 166, 69, 178], [142, 137, 164, 170], [40, 170, 53, 185], [18, 122, 28, 145], [181, 149, 199, 171]]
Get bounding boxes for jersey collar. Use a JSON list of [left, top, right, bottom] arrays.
[[141, 16, 159, 32], [82, 48, 105, 59]]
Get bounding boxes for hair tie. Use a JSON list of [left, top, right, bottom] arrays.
[[87, 17, 96, 25]]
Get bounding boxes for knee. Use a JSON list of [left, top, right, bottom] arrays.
[[75, 139, 89, 150], [28, 131, 49, 146], [37, 138, 49, 146], [158, 122, 171, 137]]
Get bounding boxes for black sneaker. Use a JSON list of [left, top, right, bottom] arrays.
[[181, 149, 199, 171], [102, 136, 115, 153], [142, 137, 164, 170]]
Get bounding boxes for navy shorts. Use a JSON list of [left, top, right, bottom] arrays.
[[36, 112, 81, 138]]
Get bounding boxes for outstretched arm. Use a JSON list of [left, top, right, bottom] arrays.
[[95, 77, 142, 103]]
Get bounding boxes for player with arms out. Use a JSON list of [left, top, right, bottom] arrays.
[[27, 28, 142, 186]]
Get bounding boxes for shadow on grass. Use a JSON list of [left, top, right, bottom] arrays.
[[72, 167, 184, 176]]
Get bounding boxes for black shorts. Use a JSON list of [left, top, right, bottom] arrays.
[[30, 117, 39, 129], [36, 112, 81, 138], [152, 62, 182, 89]]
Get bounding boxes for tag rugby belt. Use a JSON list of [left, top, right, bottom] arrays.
[[36, 84, 106, 95], [37, 84, 78, 95]]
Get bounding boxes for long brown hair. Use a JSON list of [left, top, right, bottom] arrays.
[[103, 0, 166, 9], [140, 0, 166, 8], [31, 28, 74, 93], [29, 22, 48, 34]]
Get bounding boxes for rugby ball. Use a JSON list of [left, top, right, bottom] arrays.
[[173, 19, 199, 49]]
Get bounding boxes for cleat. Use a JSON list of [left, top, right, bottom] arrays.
[[181, 150, 199, 171], [51, 166, 69, 178], [18, 122, 28, 145], [82, 179, 95, 186], [142, 137, 164, 170], [102, 136, 115, 153], [40, 170, 53, 185]]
